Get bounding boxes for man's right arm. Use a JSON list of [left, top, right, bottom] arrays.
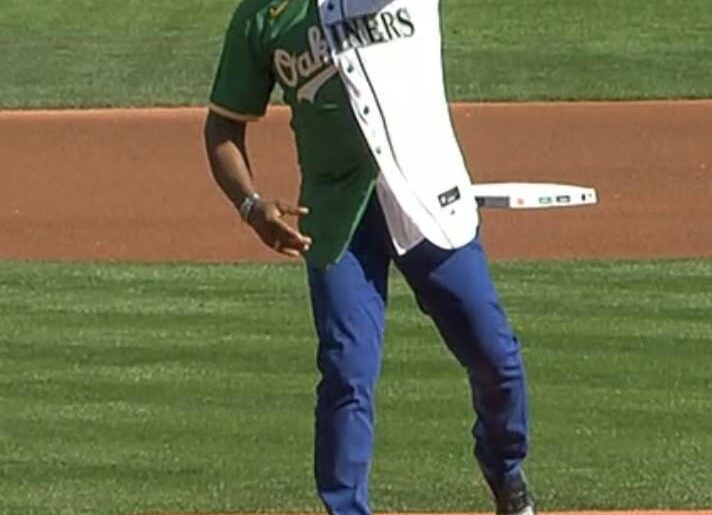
[[203, 111, 311, 257], [203, 110, 256, 208]]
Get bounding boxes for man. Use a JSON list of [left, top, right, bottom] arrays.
[[203, 1, 535, 514]]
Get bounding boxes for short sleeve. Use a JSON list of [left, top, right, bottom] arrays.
[[209, 3, 275, 120]]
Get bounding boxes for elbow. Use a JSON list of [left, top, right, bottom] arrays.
[[203, 111, 218, 153], [203, 111, 226, 170], [203, 112, 224, 180], [204, 110, 245, 149], [203, 111, 248, 179]]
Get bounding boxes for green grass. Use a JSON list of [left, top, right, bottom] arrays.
[[2, 259, 712, 515], [1, 0, 711, 108]]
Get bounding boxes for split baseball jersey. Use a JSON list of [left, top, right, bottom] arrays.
[[210, 0, 478, 266]]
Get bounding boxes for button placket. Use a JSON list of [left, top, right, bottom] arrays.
[[338, 51, 391, 166]]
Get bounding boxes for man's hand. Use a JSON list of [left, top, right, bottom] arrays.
[[248, 199, 312, 257]]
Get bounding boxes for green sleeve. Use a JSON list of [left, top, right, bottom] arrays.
[[209, 2, 274, 120]]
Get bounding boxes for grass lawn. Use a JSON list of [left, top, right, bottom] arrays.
[[1, 0, 711, 108], [2, 1, 711, 514], [2, 259, 711, 515]]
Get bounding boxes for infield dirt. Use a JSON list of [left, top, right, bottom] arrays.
[[1, 101, 711, 262], [3, 103, 711, 515]]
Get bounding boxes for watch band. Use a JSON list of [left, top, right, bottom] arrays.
[[239, 192, 261, 221]]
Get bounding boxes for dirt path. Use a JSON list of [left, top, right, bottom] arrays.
[[1, 101, 711, 262]]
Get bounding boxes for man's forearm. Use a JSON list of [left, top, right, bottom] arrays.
[[203, 111, 257, 212]]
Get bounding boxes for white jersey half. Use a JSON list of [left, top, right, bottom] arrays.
[[317, 0, 479, 255]]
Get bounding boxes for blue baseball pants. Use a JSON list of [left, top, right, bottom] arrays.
[[307, 196, 529, 515]]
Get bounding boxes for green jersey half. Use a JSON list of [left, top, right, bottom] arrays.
[[210, 0, 379, 267]]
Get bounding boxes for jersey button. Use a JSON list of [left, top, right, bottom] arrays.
[[363, 106, 370, 115]]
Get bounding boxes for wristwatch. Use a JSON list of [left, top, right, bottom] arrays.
[[239, 192, 261, 221]]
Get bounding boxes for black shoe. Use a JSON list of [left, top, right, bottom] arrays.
[[491, 476, 535, 515]]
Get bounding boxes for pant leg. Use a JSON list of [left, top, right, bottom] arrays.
[[306, 199, 391, 515], [395, 235, 529, 491]]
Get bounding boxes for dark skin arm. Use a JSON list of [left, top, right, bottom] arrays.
[[203, 110, 311, 257]]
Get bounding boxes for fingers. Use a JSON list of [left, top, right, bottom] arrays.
[[275, 243, 302, 258], [261, 216, 311, 257], [274, 217, 312, 246], [249, 199, 312, 257], [275, 201, 309, 217], [272, 235, 310, 257]]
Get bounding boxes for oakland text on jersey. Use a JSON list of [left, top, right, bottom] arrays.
[[327, 8, 415, 53], [273, 26, 330, 89], [271, 8, 415, 103]]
